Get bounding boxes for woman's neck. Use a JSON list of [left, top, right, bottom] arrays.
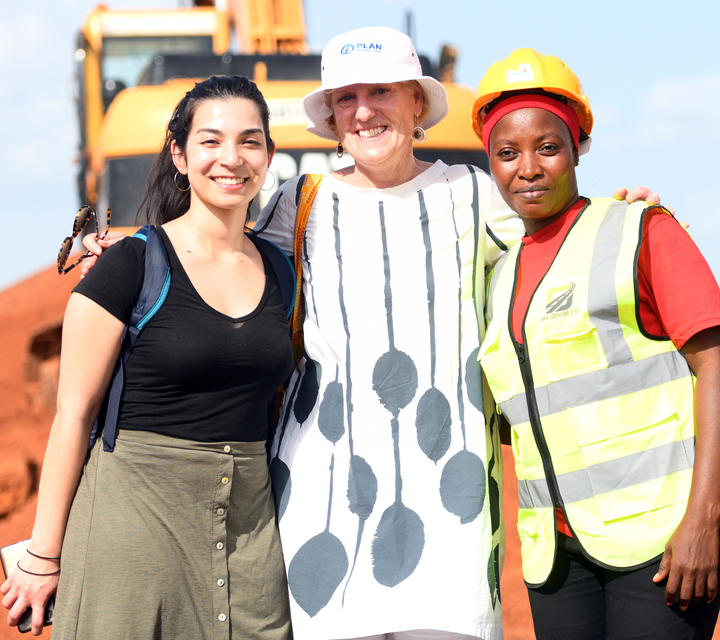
[[522, 193, 582, 236], [167, 201, 249, 255], [333, 156, 433, 189]]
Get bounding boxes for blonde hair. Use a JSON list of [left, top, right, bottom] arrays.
[[322, 81, 431, 139]]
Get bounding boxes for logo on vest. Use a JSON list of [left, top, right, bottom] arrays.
[[507, 63, 534, 84], [341, 43, 382, 55], [541, 283, 579, 322]]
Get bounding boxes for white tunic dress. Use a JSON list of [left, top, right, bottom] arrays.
[[255, 161, 522, 640]]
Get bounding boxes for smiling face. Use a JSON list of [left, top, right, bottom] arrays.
[[488, 107, 579, 234], [172, 97, 274, 216], [329, 82, 422, 176]]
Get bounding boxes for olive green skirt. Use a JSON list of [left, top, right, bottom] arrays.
[[53, 429, 291, 640]]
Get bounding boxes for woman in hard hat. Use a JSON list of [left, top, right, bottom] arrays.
[[476, 48, 720, 639]]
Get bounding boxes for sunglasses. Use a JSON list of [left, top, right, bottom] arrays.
[[57, 206, 111, 275]]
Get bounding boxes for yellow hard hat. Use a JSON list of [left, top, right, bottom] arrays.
[[471, 48, 593, 145]]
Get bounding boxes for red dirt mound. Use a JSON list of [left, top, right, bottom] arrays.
[[0, 265, 79, 639]]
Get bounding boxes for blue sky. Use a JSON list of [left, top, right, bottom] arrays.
[[2, 0, 718, 291]]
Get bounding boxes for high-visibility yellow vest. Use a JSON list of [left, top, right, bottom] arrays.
[[479, 198, 696, 587]]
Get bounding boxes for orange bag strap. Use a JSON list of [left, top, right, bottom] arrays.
[[290, 173, 323, 368]]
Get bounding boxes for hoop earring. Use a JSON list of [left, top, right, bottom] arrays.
[[412, 116, 427, 143], [261, 170, 276, 192], [174, 171, 191, 192], [336, 141, 344, 158]]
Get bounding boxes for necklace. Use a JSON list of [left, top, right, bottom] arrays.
[[183, 219, 244, 262]]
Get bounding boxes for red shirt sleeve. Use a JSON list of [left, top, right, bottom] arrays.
[[637, 209, 720, 349]]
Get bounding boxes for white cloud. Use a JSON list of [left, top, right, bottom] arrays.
[[0, 14, 46, 63], [591, 103, 622, 125], [640, 74, 720, 142]]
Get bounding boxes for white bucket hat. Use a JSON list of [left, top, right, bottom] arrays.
[[303, 26, 449, 141]]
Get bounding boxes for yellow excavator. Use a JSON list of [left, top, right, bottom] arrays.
[[76, 0, 488, 232]]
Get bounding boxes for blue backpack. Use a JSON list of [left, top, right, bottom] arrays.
[[90, 224, 295, 452]]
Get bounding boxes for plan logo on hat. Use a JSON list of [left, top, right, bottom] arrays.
[[340, 42, 382, 54]]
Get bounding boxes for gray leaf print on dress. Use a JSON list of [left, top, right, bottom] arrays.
[[318, 378, 345, 444], [415, 190, 452, 463], [288, 455, 349, 617], [370, 202, 424, 587], [440, 449, 486, 524], [294, 358, 322, 424], [439, 180, 486, 525]]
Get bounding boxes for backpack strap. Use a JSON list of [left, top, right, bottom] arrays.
[[89, 225, 171, 452], [248, 235, 295, 318]]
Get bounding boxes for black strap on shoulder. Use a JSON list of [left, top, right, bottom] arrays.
[[89, 225, 171, 452], [249, 235, 296, 318], [295, 174, 307, 206]]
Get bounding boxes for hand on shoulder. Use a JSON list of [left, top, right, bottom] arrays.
[[80, 231, 128, 277]]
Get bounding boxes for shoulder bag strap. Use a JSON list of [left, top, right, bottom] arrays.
[[290, 173, 323, 369]]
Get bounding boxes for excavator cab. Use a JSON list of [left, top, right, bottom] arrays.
[[75, 1, 488, 233]]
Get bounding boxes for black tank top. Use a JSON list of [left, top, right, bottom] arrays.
[[74, 226, 292, 442]]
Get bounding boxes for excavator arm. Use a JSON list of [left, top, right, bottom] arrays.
[[226, 0, 309, 54]]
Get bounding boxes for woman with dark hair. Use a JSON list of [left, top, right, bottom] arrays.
[[476, 49, 720, 639], [0, 75, 292, 639]]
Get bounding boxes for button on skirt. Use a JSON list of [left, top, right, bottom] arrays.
[[52, 429, 292, 640]]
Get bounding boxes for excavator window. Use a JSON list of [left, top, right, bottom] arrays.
[[138, 53, 323, 86], [103, 36, 214, 91]]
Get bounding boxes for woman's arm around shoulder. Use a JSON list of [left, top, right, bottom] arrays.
[[0, 293, 126, 635]]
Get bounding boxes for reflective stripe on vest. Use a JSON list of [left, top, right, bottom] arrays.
[[480, 198, 695, 585], [517, 435, 696, 509]]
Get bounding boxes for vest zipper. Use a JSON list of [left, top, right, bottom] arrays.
[[507, 243, 564, 513], [512, 339, 564, 511]]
